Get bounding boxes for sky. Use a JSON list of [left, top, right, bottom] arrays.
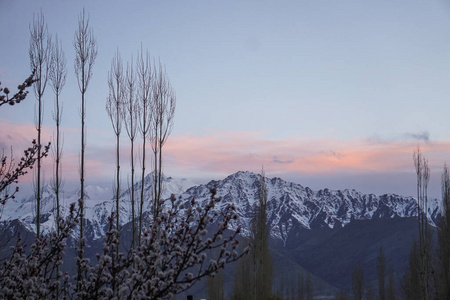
[[1, 0, 450, 198]]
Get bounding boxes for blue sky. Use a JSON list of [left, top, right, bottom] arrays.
[[1, 0, 450, 198]]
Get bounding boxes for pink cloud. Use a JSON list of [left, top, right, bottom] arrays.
[[164, 131, 450, 179], [0, 119, 108, 186]]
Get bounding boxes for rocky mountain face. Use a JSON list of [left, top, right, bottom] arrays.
[[179, 171, 440, 245]]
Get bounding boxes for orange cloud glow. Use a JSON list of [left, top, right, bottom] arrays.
[[164, 131, 450, 179]]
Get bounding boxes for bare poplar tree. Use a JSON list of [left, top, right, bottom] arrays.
[[74, 7, 97, 288], [49, 34, 67, 234], [48, 39, 66, 296], [29, 10, 51, 238], [413, 147, 432, 300], [106, 49, 124, 241], [136, 46, 152, 246], [150, 61, 176, 219], [124, 57, 139, 249]]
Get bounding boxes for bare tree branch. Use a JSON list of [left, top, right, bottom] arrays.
[[74, 6, 97, 291], [29, 9, 51, 239], [136, 45, 153, 246], [124, 56, 139, 250], [106, 48, 124, 250], [151, 60, 176, 219]]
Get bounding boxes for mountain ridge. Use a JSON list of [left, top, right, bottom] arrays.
[[177, 170, 440, 244], [1, 170, 441, 244]]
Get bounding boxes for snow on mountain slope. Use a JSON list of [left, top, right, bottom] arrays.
[[1, 184, 111, 235], [0, 171, 440, 244], [178, 171, 441, 243], [1, 173, 196, 238]]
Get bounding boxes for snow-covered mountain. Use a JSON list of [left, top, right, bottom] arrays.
[[1, 171, 441, 244], [178, 171, 441, 244]]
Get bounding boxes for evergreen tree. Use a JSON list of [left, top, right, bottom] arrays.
[[413, 148, 432, 300], [232, 240, 252, 300], [352, 262, 364, 300], [305, 275, 313, 300], [387, 270, 396, 300], [366, 286, 374, 300], [401, 241, 421, 300], [436, 164, 450, 299], [377, 247, 386, 300], [297, 274, 305, 300], [232, 169, 273, 300], [253, 168, 273, 299], [335, 289, 348, 300], [207, 268, 225, 300]]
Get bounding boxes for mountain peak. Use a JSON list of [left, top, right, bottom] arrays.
[[182, 171, 440, 243]]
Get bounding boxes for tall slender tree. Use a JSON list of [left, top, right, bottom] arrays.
[[401, 241, 422, 300], [207, 268, 225, 300], [29, 10, 51, 238], [366, 286, 375, 300], [377, 247, 386, 300], [436, 164, 450, 299], [49, 36, 66, 296], [352, 262, 364, 300], [253, 168, 273, 300], [106, 48, 124, 242], [413, 147, 432, 300], [297, 274, 305, 300], [49, 34, 67, 235], [74, 7, 97, 289], [136, 46, 152, 246], [124, 56, 139, 250], [387, 267, 396, 300], [305, 275, 313, 300], [150, 61, 176, 219], [232, 169, 272, 300], [232, 239, 252, 300], [335, 290, 348, 300]]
